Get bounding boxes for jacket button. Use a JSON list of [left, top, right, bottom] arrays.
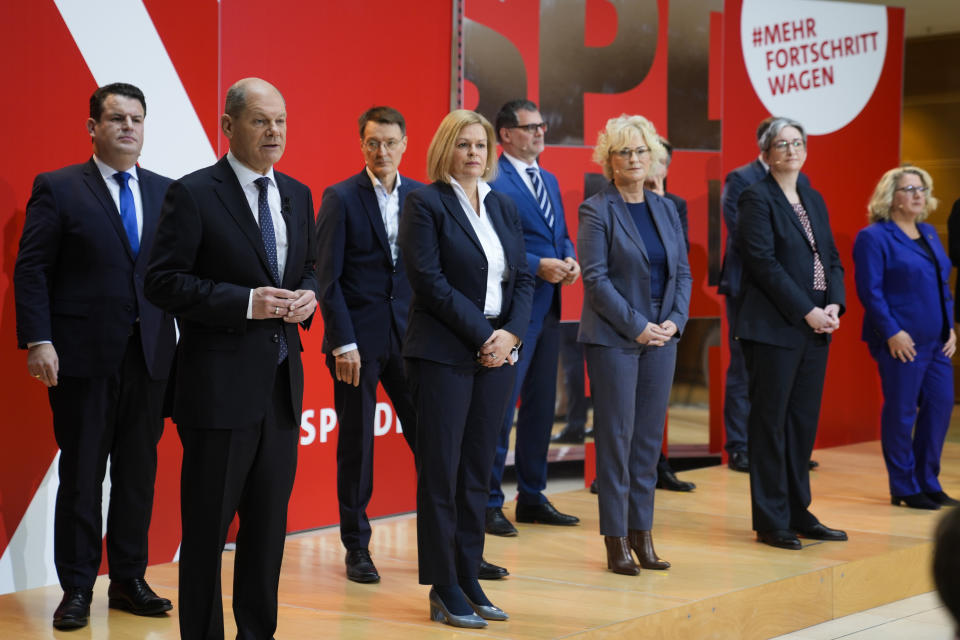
[[272, 334, 280, 343]]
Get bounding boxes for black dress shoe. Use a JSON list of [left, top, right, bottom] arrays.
[[926, 491, 960, 507], [809, 459, 819, 470], [108, 578, 172, 616], [550, 427, 585, 444], [478, 558, 509, 580], [53, 587, 93, 629], [728, 451, 749, 472], [656, 467, 695, 492], [589, 479, 598, 495], [345, 549, 381, 583], [797, 523, 847, 541], [892, 493, 941, 510], [757, 530, 801, 550], [515, 501, 579, 525], [485, 507, 518, 536]]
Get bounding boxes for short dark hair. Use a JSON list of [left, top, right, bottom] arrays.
[[756, 116, 777, 142], [90, 83, 146, 121], [495, 99, 539, 141], [934, 508, 960, 629], [659, 136, 674, 165], [358, 106, 406, 138]]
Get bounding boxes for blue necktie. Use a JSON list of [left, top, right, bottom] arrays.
[[113, 172, 139, 256], [526, 167, 554, 229], [254, 177, 287, 363]]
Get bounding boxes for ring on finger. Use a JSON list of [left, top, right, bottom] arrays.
[[274, 306, 280, 315]]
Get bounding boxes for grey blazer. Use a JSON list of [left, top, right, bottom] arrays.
[[577, 182, 692, 347]]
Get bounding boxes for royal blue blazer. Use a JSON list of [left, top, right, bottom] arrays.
[[853, 220, 953, 349]]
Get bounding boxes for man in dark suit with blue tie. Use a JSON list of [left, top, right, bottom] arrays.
[[146, 77, 318, 640], [316, 106, 421, 583], [485, 100, 581, 536], [14, 83, 176, 630]]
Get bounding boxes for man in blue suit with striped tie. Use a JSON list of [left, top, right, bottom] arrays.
[[485, 100, 581, 537]]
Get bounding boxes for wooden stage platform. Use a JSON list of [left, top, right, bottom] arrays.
[[1, 440, 955, 639]]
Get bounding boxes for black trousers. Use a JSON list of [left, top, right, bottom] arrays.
[[49, 325, 165, 589], [329, 328, 416, 551], [406, 358, 516, 585], [177, 363, 299, 640], [742, 335, 829, 532]]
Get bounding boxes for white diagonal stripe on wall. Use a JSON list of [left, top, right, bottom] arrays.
[[53, 0, 217, 178]]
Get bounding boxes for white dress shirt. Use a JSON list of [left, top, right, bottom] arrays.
[[94, 155, 143, 240], [449, 177, 506, 317], [226, 151, 289, 319], [502, 151, 540, 200]]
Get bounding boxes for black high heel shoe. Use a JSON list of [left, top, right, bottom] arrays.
[[891, 493, 940, 510], [428, 587, 486, 628], [925, 491, 960, 507]]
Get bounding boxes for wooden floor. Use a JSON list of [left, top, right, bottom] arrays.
[[2, 440, 956, 639]]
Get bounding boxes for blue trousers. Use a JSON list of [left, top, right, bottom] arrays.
[[488, 310, 559, 508], [874, 342, 953, 497]]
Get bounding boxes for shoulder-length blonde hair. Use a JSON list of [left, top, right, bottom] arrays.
[[867, 166, 939, 223], [426, 110, 498, 183], [591, 114, 666, 181]]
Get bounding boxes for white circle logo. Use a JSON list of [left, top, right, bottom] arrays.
[[740, 0, 887, 135]]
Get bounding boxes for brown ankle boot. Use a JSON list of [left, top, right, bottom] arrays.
[[628, 530, 670, 570], [604, 536, 640, 575]]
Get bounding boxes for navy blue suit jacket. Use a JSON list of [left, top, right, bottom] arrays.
[[316, 169, 423, 358], [398, 181, 534, 367], [145, 156, 318, 430], [14, 158, 176, 380], [854, 220, 953, 348], [734, 173, 845, 349], [490, 155, 574, 321], [577, 183, 692, 347]]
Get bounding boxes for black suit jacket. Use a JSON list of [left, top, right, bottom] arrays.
[[398, 182, 534, 367], [316, 169, 423, 358], [14, 158, 176, 380], [734, 172, 845, 348], [145, 156, 318, 429]]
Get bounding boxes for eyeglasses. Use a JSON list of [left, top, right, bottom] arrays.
[[771, 139, 805, 152], [363, 139, 402, 152], [510, 122, 548, 133], [612, 147, 650, 159], [895, 185, 928, 195]]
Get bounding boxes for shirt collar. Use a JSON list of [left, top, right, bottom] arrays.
[[93, 155, 139, 183], [449, 177, 491, 206], [227, 150, 276, 189], [503, 151, 539, 174], [365, 166, 401, 194]]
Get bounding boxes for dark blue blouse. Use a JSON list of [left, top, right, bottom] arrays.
[[626, 201, 666, 300]]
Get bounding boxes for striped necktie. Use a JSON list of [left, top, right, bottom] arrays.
[[525, 167, 554, 228], [254, 177, 288, 363]]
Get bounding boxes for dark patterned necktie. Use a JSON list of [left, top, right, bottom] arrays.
[[113, 172, 139, 256], [791, 202, 827, 291], [525, 167, 554, 228], [254, 177, 287, 363]]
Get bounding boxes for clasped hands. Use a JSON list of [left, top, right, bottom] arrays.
[[478, 329, 519, 368], [804, 303, 840, 334], [635, 320, 677, 346], [252, 286, 316, 323], [887, 327, 957, 363], [537, 257, 580, 285]]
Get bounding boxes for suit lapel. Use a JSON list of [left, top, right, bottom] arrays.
[[356, 170, 392, 260], [500, 155, 547, 229], [484, 192, 513, 263], [647, 193, 675, 273], [883, 221, 934, 263], [211, 156, 274, 278], [607, 184, 649, 263], [768, 177, 810, 250], [82, 159, 135, 262], [136, 169, 160, 268], [438, 183, 483, 253]]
